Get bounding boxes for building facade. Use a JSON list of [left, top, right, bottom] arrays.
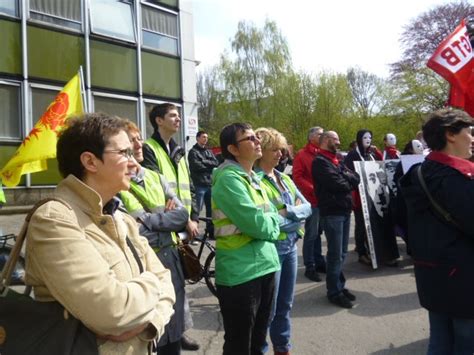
[[0, 0, 198, 204]]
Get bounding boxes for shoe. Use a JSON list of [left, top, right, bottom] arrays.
[[358, 254, 372, 266], [328, 294, 353, 309], [181, 334, 200, 351], [315, 264, 327, 273], [342, 288, 356, 301], [304, 268, 322, 282], [384, 259, 399, 267]]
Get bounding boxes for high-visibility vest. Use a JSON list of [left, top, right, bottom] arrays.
[[120, 169, 177, 246], [0, 183, 5, 204], [145, 138, 192, 213], [260, 172, 304, 239], [212, 174, 273, 250]]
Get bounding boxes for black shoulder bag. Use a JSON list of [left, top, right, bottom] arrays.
[[0, 198, 98, 355]]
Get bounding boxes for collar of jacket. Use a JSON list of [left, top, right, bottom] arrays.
[[220, 159, 262, 190], [151, 130, 177, 155], [56, 174, 114, 215], [426, 151, 474, 179], [304, 142, 319, 156], [193, 143, 208, 151], [318, 149, 339, 166]]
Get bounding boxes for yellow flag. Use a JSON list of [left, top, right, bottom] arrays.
[[0, 74, 83, 187]]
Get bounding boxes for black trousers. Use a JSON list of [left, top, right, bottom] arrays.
[[216, 272, 276, 355]]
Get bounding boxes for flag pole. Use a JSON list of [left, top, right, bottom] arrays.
[[79, 66, 88, 113]]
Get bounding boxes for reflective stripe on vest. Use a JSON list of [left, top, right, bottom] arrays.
[[145, 138, 192, 213], [212, 174, 273, 250], [120, 169, 178, 245]]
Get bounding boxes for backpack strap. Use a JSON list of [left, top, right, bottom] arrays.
[[0, 198, 71, 295]]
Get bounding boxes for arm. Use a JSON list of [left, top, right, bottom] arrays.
[[284, 183, 312, 221], [292, 152, 314, 200], [313, 158, 360, 193], [188, 149, 217, 174], [26, 202, 174, 336], [213, 172, 280, 242]]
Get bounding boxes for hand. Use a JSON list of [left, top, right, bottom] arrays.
[[164, 199, 176, 211], [278, 208, 288, 217], [186, 220, 199, 239], [101, 323, 149, 342]]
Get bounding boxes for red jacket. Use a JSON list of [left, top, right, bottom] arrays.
[[293, 143, 319, 207]]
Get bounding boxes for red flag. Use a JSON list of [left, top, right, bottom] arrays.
[[427, 19, 474, 116]]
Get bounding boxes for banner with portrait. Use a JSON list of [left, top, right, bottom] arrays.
[[354, 160, 401, 269]]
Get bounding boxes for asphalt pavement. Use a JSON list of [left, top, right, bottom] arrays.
[[0, 212, 429, 355]]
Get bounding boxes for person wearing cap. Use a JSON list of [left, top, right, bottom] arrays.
[[400, 108, 474, 354]]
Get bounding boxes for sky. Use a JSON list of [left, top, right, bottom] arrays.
[[192, 0, 455, 78]]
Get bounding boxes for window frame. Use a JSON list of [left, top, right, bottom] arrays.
[[0, 0, 20, 18], [89, 0, 137, 44], [28, 0, 83, 33], [0, 79, 22, 142], [140, 2, 179, 56]]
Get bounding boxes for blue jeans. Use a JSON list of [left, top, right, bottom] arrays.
[[268, 245, 298, 353], [195, 185, 212, 218], [321, 214, 350, 298], [427, 311, 474, 355], [302, 207, 325, 269]]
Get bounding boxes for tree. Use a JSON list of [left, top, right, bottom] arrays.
[[220, 19, 292, 121], [389, 1, 474, 112], [346, 67, 386, 118]]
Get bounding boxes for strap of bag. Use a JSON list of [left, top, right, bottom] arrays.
[[126, 236, 144, 273], [416, 165, 463, 231], [0, 197, 71, 295]]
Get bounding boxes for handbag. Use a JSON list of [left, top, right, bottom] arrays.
[[0, 198, 99, 355], [177, 240, 202, 282]]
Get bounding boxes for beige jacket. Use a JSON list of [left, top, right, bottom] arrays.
[[25, 175, 175, 355]]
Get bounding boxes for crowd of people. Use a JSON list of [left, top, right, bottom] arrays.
[[20, 105, 474, 355]]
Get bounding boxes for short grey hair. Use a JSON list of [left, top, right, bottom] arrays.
[[308, 126, 323, 141]]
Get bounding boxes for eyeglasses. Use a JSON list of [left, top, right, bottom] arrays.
[[237, 135, 259, 143], [103, 147, 134, 160]]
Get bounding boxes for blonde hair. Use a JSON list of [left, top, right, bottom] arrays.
[[255, 127, 288, 151]]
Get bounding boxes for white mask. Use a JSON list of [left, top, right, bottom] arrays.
[[412, 140, 424, 155], [386, 133, 396, 146], [362, 132, 372, 149]]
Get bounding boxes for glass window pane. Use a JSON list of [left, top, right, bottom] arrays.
[[30, 0, 82, 30], [90, 0, 135, 42], [142, 6, 177, 37], [142, 30, 178, 55], [94, 96, 137, 122], [0, 0, 18, 17], [0, 84, 21, 139]]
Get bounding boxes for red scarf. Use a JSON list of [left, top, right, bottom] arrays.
[[318, 149, 339, 166], [385, 146, 399, 159]]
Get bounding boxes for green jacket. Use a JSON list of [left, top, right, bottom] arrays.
[[212, 160, 280, 286], [0, 183, 5, 205]]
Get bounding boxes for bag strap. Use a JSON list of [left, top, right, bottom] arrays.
[[0, 197, 71, 296], [415, 165, 463, 231], [126, 236, 144, 273]]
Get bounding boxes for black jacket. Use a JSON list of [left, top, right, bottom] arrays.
[[312, 153, 360, 216], [400, 157, 474, 318], [187, 143, 219, 187]]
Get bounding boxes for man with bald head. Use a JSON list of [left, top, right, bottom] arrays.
[[312, 131, 360, 309]]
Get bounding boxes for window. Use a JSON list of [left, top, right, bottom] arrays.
[[94, 94, 138, 122], [90, 0, 135, 42], [30, 0, 82, 31], [0, 0, 18, 17], [142, 5, 178, 55], [0, 82, 21, 140]]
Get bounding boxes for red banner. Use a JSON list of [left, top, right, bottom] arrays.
[[427, 19, 474, 116]]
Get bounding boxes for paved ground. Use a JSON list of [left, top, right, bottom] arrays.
[[0, 212, 429, 355]]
